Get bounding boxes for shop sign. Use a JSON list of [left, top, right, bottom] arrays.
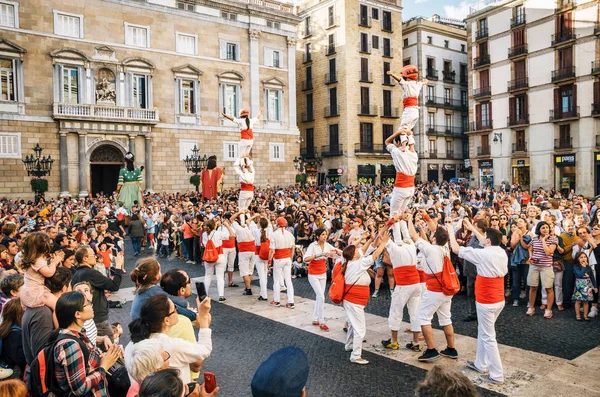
[[464, 159, 471, 168], [479, 160, 493, 168], [596, 153, 600, 162], [516, 160, 525, 168], [428, 164, 439, 170], [443, 164, 456, 171], [554, 154, 576, 167]]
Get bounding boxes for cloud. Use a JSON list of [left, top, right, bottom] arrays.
[[443, 1, 474, 20], [414, 0, 429, 3]]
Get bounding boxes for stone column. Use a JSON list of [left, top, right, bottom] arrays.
[[129, 134, 136, 157], [287, 37, 297, 129], [77, 132, 88, 197], [249, 29, 261, 116], [58, 131, 69, 197], [144, 135, 153, 192]]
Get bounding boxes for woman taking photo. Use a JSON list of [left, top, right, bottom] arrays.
[[0, 298, 25, 379], [126, 294, 212, 384], [527, 221, 558, 319], [303, 228, 341, 331], [53, 291, 121, 396]]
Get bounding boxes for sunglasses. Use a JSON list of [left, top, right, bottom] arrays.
[[491, 218, 499, 221]]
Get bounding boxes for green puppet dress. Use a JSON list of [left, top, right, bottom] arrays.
[[117, 167, 143, 211]]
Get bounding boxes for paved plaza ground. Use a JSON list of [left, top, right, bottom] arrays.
[[108, 245, 600, 397]]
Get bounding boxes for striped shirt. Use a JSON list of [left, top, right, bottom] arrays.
[[531, 236, 557, 267]]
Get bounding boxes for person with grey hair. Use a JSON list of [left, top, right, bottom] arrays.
[[414, 365, 479, 397], [125, 339, 170, 397]]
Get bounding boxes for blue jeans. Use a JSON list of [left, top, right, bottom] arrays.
[[511, 263, 529, 301], [131, 237, 142, 255]]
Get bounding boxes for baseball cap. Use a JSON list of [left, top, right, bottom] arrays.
[[251, 346, 309, 397]]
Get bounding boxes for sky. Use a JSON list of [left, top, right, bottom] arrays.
[[401, 0, 476, 21]]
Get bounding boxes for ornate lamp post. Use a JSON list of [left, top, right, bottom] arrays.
[[183, 145, 209, 192], [22, 143, 54, 203]]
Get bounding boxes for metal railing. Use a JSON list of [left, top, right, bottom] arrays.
[[303, 52, 312, 63], [325, 44, 336, 55], [426, 126, 464, 137], [550, 106, 580, 121], [324, 72, 337, 84], [460, 76, 468, 86], [512, 142, 528, 153], [551, 67, 575, 82], [475, 28, 488, 40], [358, 105, 378, 116], [426, 97, 467, 111], [359, 42, 371, 54], [507, 115, 529, 127], [301, 111, 314, 122], [597, 134, 600, 147], [507, 78, 528, 91], [592, 60, 600, 74], [474, 55, 490, 68], [442, 70, 456, 83], [321, 144, 343, 157], [473, 86, 491, 99], [383, 74, 394, 85], [477, 146, 491, 156], [381, 107, 400, 117], [326, 16, 340, 29], [300, 146, 317, 159], [555, 0, 574, 12], [508, 44, 528, 58], [324, 105, 339, 117], [551, 29, 575, 46], [470, 121, 493, 131], [510, 15, 526, 28], [354, 143, 387, 154], [53, 103, 159, 123], [429, 150, 438, 159], [554, 138, 572, 150]]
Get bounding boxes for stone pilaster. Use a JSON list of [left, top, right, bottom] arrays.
[[249, 29, 261, 116], [59, 131, 69, 197], [129, 134, 136, 157], [286, 36, 297, 129], [77, 132, 88, 197], [145, 136, 153, 192]]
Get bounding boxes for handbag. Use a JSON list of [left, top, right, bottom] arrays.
[[552, 259, 565, 273]]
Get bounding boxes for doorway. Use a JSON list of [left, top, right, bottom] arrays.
[[89, 144, 124, 197]]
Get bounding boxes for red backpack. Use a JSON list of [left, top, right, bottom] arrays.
[[258, 239, 270, 261], [202, 233, 219, 262], [328, 262, 345, 304], [440, 255, 460, 296]]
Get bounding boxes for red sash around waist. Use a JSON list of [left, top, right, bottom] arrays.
[[418, 269, 426, 283], [403, 97, 418, 107], [343, 284, 370, 306], [393, 265, 420, 286], [475, 275, 505, 304], [308, 259, 327, 275], [237, 241, 255, 253], [394, 172, 415, 188], [222, 238, 235, 249], [240, 183, 254, 191], [217, 246, 224, 255], [255, 245, 261, 255], [273, 248, 292, 259], [241, 128, 253, 140], [426, 272, 443, 293]]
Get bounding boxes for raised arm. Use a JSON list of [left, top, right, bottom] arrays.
[[222, 112, 234, 121], [406, 212, 420, 243], [447, 224, 460, 254], [385, 130, 404, 146], [463, 219, 487, 246], [386, 71, 403, 82], [256, 107, 264, 120]]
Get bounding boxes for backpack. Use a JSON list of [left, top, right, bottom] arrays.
[[202, 232, 219, 262], [30, 333, 90, 397], [425, 248, 460, 296], [258, 239, 270, 261]]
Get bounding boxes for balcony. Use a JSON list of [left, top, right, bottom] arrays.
[[507, 78, 528, 92], [442, 70, 456, 84], [53, 103, 159, 124], [426, 69, 439, 80], [381, 107, 400, 118], [551, 67, 575, 83], [354, 143, 387, 154], [303, 52, 312, 63], [321, 144, 343, 157], [470, 121, 493, 132], [446, 151, 456, 160], [324, 105, 339, 117], [512, 142, 528, 154], [325, 44, 336, 55], [324, 72, 337, 84], [508, 44, 528, 59], [460, 76, 468, 87], [555, 0, 574, 13], [429, 150, 438, 159], [473, 55, 490, 69], [554, 138, 573, 150], [507, 114, 529, 127], [473, 86, 491, 100], [477, 146, 491, 156], [359, 43, 371, 54], [550, 107, 580, 122], [510, 15, 526, 29], [426, 97, 467, 111], [426, 126, 464, 137], [551, 30, 575, 47], [357, 104, 378, 116], [592, 60, 600, 75], [359, 14, 372, 27], [592, 103, 600, 117], [300, 146, 317, 159], [301, 80, 313, 91], [475, 28, 488, 41], [301, 111, 314, 122], [359, 71, 373, 83]]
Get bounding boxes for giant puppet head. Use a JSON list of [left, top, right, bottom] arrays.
[[401, 64, 419, 81]]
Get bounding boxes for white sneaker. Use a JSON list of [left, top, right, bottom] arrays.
[[513, 300, 519, 307], [350, 357, 369, 365], [589, 306, 598, 318], [372, 290, 379, 298], [519, 291, 526, 299], [0, 366, 13, 380]]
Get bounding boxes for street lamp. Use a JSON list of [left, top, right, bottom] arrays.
[[183, 145, 211, 192], [22, 143, 54, 202]]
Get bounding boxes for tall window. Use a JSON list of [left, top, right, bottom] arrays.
[[329, 124, 339, 148], [266, 89, 282, 121], [372, 7, 379, 20], [560, 86, 573, 113], [427, 85, 434, 99], [360, 33, 369, 53], [429, 140, 436, 153], [180, 80, 195, 114], [62, 67, 79, 104], [329, 87, 337, 115], [222, 83, 238, 116], [461, 91, 467, 106], [360, 123, 373, 149], [446, 140, 453, 154], [304, 43, 311, 62], [560, 125, 570, 144], [328, 6, 335, 27], [328, 34, 335, 54], [0, 132, 20, 158], [382, 10, 392, 31], [383, 38, 391, 57], [306, 66, 312, 85], [0, 2, 16, 28], [176, 33, 197, 55], [445, 114, 452, 130], [272, 50, 281, 67], [132, 75, 147, 108], [383, 62, 391, 84], [372, 35, 379, 50], [54, 11, 83, 38], [383, 124, 393, 141], [306, 93, 313, 119], [125, 23, 149, 47], [444, 88, 451, 103], [428, 112, 435, 128], [383, 90, 392, 116], [306, 128, 314, 155], [0, 59, 14, 101], [304, 16, 311, 36], [360, 87, 370, 111], [226, 43, 237, 61], [481, 102, 491, 124], [328, 58, 336, 81]]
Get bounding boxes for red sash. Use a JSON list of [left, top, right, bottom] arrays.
[[393, 265, 420, 286], [308, 259, 327, 275], [394, 172, 415, 188], [217, 246, 224, 255], [222, 238, 235, 249], [418, 269, 426, 283], [255, 245, 261, 255], [241, 128, 253, 140], [274, 248, 292, 259], [403, 97, 418, 107], [237, 241, 255, 253], [475, 276, 505, 304], [426, 272, 443, 293], [343, 285, 370, 306], [241, 183, 254, 191]]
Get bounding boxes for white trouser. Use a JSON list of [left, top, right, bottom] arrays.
[[238, 251, 255, 277], [389, 283, 422, 332], [239, 139, 253, 156], [399, 106, 419, 132], [204, 255, 225, 297], [392, 220, 410, 244], [308, 273, 327, 323], [475, 301, 505, 382], [239, 190, 253, 212], [419, 290, 453, 326], [223, 247, 236, 273], [343, 300, 366, 360], [273, 258, 294, 304], [541, 270, 563, 305], [254, 255, 268, 299], [390, 188, 415, 242]]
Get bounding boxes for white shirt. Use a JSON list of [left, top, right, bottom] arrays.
[[202, 229, 223, 249], [344, 256, 374, 286], [303, 241, 337, 262], [385, 240, 417, 269], [387, 144, 418, 176], [231, 221, 254, 243], [415, 238, 447, 274], [269, 227, 295, 251], [216, 225, 234, 240], [250, 221, 273, 247], [233, 117, 259, 133], [458, 245, 508, 278], [398, 78, 423, 101]]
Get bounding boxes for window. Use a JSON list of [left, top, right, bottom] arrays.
[[383, 124, 394, 141], [461, 44, 466, 52], [481, 101, 491, 124], [560, 86, 573, 113], [328, 6, 335, 27], [304, 16, 312, 36], [177, 1, 194, 11], [0, 132, 19, 158], [270, 143, 284, 162], [0, 59, 14, 101], [360, 123, 373, 149], [329, 86, 337, 115], [54, 11, 83, 38], [226, 43, 237, 60], [427, 36, 432, 44], [179, 79, 197, 114], [372, 35, 379, 50], [0, 1, 17, 28], [62, 67, 79, 104], [328, 58, 336, 82], [383, 38, 391, 57], [460, 64, 468, 83], [382, 10, 392, 32], [445, 114, 452, 129], [221, 83, 239, 116], [403, 38, 408, 47], [383, 62, 391, 84], [479, 18, 487, 32], [265, 49, 282, 67], [220, 40, 239, 61], [372, 8, 379, 20], [360, 87, 370, 107], [427, 58, 436, 76], [444, 88, 451, 103], [360, 33, 369, 53], [132, 75, 147, 108], [446, 140, 453, 153], [223, 141, 239, 161], [329, 124, 339, 148], [444, 40, 449, 48], [267, 20, 280, 29], [429, 140, 436, 153], [559, 125, 570, 145], [306, 93, 313, 120], [221, 11, 237, 21], [359, 5, 369, 26], [176, 32, 197, 55], [403, 58, 411, 67], [304, 43, 311, 62], [305, 66, 312, 88], [383, 90, 392, 116], [125, 23, 149, 47], [461, 91, 467, 106], [265, 89, 282, 121], [327, 34, 335, 54], [179, 139, 198, 160], [427, 85, 434, 99], [428, 112, 435, 127]]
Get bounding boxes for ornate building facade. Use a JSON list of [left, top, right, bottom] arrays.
[[0, 0, 301, 199]]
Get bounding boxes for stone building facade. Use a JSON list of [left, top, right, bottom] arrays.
[[402, 15, 469, 184], [295, 0, 403, 185], [466, 0, 600, 196], [0, 0, 301, 199]]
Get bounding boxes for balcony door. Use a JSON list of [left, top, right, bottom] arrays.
[[360, 123, 373, 150]]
